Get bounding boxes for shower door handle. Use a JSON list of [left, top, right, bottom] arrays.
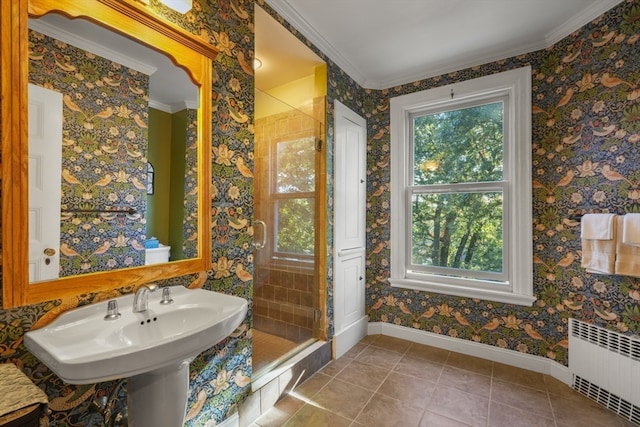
[[253, 220, 267, 250]]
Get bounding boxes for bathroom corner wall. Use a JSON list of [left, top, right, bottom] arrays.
[[363, 0, 640, 365], [0, 0, 256, 424]]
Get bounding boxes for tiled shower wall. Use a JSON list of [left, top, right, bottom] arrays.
[[253, 267, 315, 342]]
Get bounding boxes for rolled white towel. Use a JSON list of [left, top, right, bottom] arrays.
[[622, 213, 640, 246], [581, 213, 616, 240]]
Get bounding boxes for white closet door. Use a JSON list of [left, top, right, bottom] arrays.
[[334, 102, 366, 252], [29, 84, 63, 282], [334, 100, 368, 357], [335, 252, 365, 332]]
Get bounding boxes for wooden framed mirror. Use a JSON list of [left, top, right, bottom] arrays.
[[1, 0, 216, 308]]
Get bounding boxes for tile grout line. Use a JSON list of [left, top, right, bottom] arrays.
[[348, 338, 414, 425], [348, 338, 394, 425], [268, 347, 358, 427], [255, 337, 633, 427], [543, 376, 561, 427], [486, 361, 494, 427]]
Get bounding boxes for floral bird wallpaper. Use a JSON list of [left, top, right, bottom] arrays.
[[182, 108, 200, 259], [29, 29, 149, 276], [1, 0, 256, 425], [1, 0, 640, 426], [363, 0, 640, 366]]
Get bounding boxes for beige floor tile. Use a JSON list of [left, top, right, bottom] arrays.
[[488, 401, 556, 427], [310, 377, 373, 420], [342, 342, 369, 359], [282, 403, 352, 427], [370, 335, 413, 353], [427, 385, 489, 427], [253, 335, 633, 427], [335, 360, 390, 391], [490, 378, 552, 416], [289, 372, 332, 400], [254, 395, 305, 427], [356, 345, 404, 369], [618, 416, 640, 427], [355, 393, 424, 427], [438, 366, 491, 398], [419, 410, 474, 426], [360, 334, 380, 344], [544, 374, 576, 397], [492, 362, 547, 391], [544, 375, 597, 404], [394, 354, 444, 383], [377, 371, 436, 409], [445, 351, 493, 376], [319, 356, 352, 377], [252, 330, 299, 374], [405, 343, 450, 364], [550, 393, 630, 427]]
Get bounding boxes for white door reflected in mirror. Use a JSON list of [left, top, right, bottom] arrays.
[[27, 13, 199, 282], [29, 83, 63, 282]]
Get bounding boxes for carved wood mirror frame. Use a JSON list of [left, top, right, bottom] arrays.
[[1, 0, 216, 307]]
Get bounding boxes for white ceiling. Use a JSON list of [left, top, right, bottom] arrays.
[[255, 6, 324, 91], [262, 0, 623, 89]]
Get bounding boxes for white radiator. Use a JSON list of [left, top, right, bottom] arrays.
[[569, 318, 640, 424]]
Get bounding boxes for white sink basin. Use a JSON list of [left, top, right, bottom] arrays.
[[25, 285, 248, 384]]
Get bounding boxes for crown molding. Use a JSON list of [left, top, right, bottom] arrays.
[[149, 99, 194, 113], [264, 0, 624, 90], [264, 0, 367, 87], [545, 0, 624, 46]]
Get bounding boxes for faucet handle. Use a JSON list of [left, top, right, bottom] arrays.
[[104, 300, 121, 320], [160, 287, 174, 305]]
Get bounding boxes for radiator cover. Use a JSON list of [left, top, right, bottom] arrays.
[[569, 318, 640, 425]]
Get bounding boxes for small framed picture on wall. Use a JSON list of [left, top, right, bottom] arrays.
[[147, 162, 154, 195]]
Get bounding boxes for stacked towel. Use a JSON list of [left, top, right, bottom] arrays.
[[581, 213, 617, 274], [622, 213, 640, 246], [616, 215, 640, 277]]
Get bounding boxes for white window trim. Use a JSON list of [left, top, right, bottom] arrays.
[[266, 137, 316, 270], [389, 66, 535, 306]]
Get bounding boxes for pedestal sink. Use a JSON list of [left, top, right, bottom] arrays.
[[24, 285, 248, 427]]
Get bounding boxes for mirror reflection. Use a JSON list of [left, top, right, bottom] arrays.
[[28, 13, 199, 283]]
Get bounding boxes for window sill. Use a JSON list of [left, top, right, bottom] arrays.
[[389, 277, 536, 306]]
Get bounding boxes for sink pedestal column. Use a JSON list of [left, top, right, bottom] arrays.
[[128, 360, 190, 427]]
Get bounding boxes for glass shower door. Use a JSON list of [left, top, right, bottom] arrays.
[[252, 89, 322, 377]]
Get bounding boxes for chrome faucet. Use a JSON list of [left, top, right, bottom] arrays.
[[133, 283, 158, 313]]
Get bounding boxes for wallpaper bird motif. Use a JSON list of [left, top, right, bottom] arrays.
[[362, 0, 640, 365], [1, 0, 640, 426], [29, 29, 149, 276]]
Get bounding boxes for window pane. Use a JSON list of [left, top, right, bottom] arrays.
[[413, 102, 503, 185], [276, 198, 315, 255], [411, 192, 503, 273], [276, 137, 315, 193]]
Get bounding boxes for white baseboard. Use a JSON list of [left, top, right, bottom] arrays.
[[368, 322, 571, 385], [334, 316, 368, 358]]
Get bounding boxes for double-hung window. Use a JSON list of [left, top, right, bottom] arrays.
[[389, 67, 534, 306], [270, 136, 315, 264]]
